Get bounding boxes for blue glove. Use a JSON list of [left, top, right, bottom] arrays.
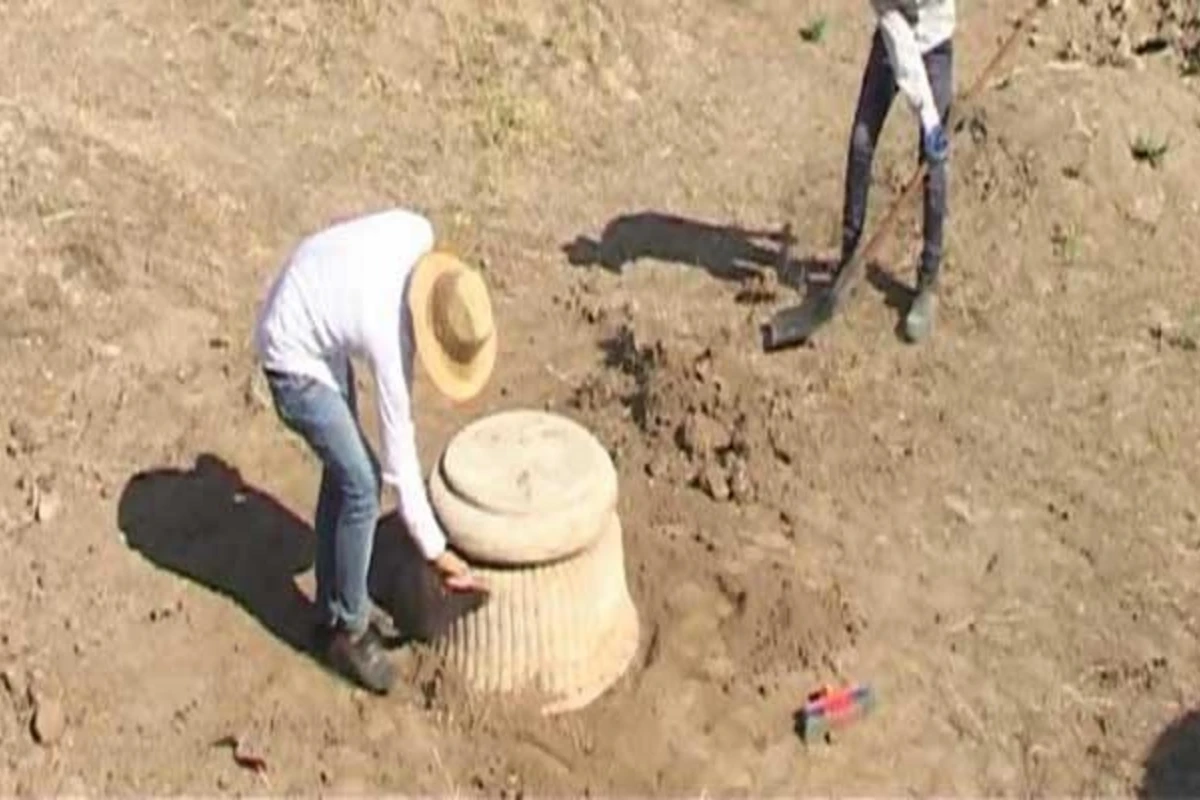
[[923, 124, 949, 165]]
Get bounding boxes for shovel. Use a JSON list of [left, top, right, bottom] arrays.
[[384, 552, 492, 644], [763, 0, 1048, 352], [426, 579, 491, 640]]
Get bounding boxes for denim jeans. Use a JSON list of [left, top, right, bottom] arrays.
[[841, 28, 954, 286], [265, 361, 381, 636]]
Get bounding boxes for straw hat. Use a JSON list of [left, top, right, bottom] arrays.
[[407, 251, 497, 402]]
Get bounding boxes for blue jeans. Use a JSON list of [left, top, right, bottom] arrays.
[[265, 362, 380, 636], [842, 29, 954, 286]]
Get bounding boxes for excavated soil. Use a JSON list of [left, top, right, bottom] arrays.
[[2, 0, 1200, 795]]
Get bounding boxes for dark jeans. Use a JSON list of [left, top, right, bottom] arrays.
[[265, 361, 381, 636], [841, 28, 954, 286]]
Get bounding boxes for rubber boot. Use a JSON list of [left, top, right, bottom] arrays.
[[904, 275, 938, 343]]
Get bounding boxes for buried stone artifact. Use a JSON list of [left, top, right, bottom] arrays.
[[419, 409, 640, 714]]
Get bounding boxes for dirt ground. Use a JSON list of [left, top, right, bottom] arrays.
[[2, 0, 1200, 795]]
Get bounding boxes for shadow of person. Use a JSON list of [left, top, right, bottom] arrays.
[[1140, 709, 1200, 799], [866, 262, 916, 341], [563, 210, 835, 291], [117, 453, 318, 654]]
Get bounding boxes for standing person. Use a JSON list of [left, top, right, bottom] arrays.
[[253, 208, 495, 694], [840, 0, 955, 342]]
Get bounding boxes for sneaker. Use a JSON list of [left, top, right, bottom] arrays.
[[322, 624, 396, 695], [904, 282, 937, 343]]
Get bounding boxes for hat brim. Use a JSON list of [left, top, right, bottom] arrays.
[[408, 251, 497, 403]]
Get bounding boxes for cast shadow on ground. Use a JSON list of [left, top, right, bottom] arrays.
[[866, 263, 919, 340], [1139, 709, 1200, 799], [118, 454, 319, 654], [118, 453, 484, 660], [562, 210, 837, 293]]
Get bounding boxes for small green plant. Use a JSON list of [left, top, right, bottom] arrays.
[[1150, 322, 1198, 352], [1181, 42, 1200, 76], [800, 17, 828, 44], [1050, 221, 1081, 264], [1131, 134, 1170, 168]]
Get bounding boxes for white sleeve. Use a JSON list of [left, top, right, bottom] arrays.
[[875, 7, 942, 133], [367, 316, 448, 561], [370, 333, 448, 561], [364, 211, 448, 561]]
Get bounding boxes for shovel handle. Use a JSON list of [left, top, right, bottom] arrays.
[[833, 0, 1048, 297]]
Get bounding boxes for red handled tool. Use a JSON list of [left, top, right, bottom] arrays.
[[797, 683, 876, 741]]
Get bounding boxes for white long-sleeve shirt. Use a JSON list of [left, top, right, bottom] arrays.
[[871, 0, 956, 133], [253, 208, 448, 560]]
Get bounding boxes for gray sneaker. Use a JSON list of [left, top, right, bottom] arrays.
[[319, 623, 396, 695], [904, 284, 937, 343]]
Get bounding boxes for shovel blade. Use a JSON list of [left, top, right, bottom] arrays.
[[762, 288, 840, 351], [425, 584, 492, 640], [389, 556, 492, 643]]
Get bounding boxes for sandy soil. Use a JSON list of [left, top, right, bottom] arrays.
[[2, 0, 1200, 795]]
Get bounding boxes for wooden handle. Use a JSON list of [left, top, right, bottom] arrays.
[[833, 0, 1048, 296]]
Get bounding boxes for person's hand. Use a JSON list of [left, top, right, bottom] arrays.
[[431, 549, 485, 593], [923, 124, 949, 165]]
